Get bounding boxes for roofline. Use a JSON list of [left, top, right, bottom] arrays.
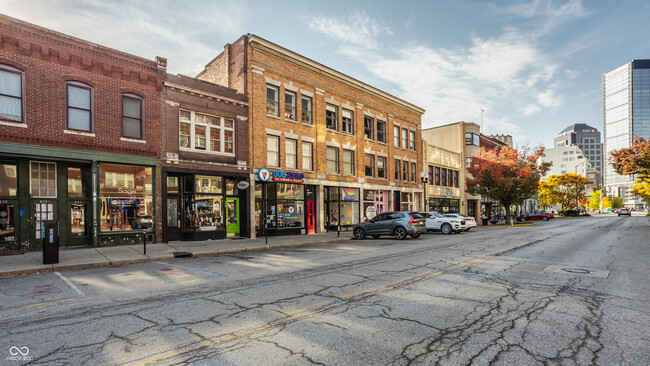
[[0, 13, 160, 67], [421, 121, 480, 132], [247, 34, 425, 115]]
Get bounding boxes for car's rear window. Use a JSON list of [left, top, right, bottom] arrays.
[[409, 213, 423, 219]]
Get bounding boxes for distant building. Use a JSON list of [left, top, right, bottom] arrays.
[[489, 134, 513, 148], [603, 60, 650, 208], [553, 123, 603, 185], [541, 144, 593, 178]]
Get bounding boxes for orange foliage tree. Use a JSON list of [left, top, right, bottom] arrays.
[[467, 146, 550, 223], [610, 137, 650, 204]]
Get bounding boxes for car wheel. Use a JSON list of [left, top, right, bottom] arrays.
[[394, 227, 407, 240], [410, 233, 421, 238], [441, 223, 452, 235], [353, 228, 366, 240], [542, 216, 549, 221], [372, 235, 380, 239]]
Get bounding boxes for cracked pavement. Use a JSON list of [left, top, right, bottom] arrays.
[[0, 216, 648, 365]]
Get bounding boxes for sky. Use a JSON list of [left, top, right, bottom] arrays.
[[2, 0, 648, 148]]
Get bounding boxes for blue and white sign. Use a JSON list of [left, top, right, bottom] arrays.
[[258, 168, 271, 182]]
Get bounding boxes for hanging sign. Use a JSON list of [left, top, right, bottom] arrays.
[[237, 181, 250, 190]]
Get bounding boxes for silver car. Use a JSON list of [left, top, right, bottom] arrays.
[[353, 211, 426, 240]]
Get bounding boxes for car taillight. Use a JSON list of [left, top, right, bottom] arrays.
[[409, 215, 416, 224]]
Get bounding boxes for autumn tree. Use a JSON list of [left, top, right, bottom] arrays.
[[602, 196, 612, 210], [537, 173, 592, 210], [467, 145, 550, 223], [610, 196, 624, 209], [611, 137, 650, 204], [588, 190, 602, 210]]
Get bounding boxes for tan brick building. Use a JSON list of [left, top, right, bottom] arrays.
[[198, 35, 425, 236]]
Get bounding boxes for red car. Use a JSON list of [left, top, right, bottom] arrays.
[[518, 212, 554, 221]]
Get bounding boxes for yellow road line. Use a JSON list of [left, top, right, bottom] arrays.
[[26, 298, 74, 308]]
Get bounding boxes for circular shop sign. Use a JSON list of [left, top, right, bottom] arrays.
[[258, 168, 271, 182], [237, 181, 250, 190], [289, 206, 294, 213], [366, 205, 377, 220]]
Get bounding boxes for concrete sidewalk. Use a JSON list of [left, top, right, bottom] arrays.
[[0, 232, 353, 277]]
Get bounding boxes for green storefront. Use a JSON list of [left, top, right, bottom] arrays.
[[0, 142, 156, 253]]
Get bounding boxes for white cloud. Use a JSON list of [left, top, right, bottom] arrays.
[[308, 10, 392, 51], [0, 0, 246, 75], [505, 0, 589, 36], [523, 104, 542, 116]]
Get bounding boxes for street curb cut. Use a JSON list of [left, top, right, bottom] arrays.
[[0, 238, 352, 277]]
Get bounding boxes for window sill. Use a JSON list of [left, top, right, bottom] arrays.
[[365, 137, 375, 142], [266, 114, 281, 120], [302, 122, 314, 127], [0, 120, 27, 128], [179, 147, 236, 157], [64, 129, 95, 137], [343, 174, 356, 177], [342, 132, 355, 137], [284, 118, 298, 123], [377, 141, 387, 145], [121, 137, 146, 144], [325, 128, 339, 133], [327, 172, 340, 176]]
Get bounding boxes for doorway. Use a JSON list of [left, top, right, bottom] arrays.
[[306, 200, 315, 234], [226, 197, 240, 237], [30, 200, 57, 250]]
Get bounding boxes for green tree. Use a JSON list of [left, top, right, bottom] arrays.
[[610, 196, 624, 209]]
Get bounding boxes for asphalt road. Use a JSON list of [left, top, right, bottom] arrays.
[[1, 215, 648, 365]]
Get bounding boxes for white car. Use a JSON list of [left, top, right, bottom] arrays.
[[444, 214, 477, 231], [419, 211, 463, 234]]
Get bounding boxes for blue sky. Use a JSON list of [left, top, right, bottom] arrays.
[[2, 0, 648, 148]]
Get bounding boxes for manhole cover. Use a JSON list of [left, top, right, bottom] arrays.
[[561, 268, 591, 274]]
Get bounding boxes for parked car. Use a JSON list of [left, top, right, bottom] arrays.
[[618, 208, 631, 216], [353, 211, 426, 240], [419, 211, 462, 234], [612, 208, 620, 214], [444, 214, 477, 231], [518, 212, 554, 221]]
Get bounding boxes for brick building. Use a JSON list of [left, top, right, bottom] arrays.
[[198, 35, 425, 236], [160, 74, 250, 242], [0, 14, 165, 252]]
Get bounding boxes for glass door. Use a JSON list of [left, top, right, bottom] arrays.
[[226, 197, 240, 237], [307, 200, 315, 234]]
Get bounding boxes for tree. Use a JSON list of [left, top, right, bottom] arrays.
[[467, 145, 550, 224], [537, 174, 592, 210], [588, 190, 602, 210], [602, 196, 612, 210], [611, 137, 650, 204], [610, 196, 624, 209]]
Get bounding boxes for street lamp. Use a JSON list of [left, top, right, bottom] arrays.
[[420, 171, 429, 211]]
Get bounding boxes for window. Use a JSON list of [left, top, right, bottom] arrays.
[[302, 142, 313, 171], [66, 83, 92, 131], [0, 162, 17, 196], [364, 116, 374, 139], [284, 91, 296, 120], [402, 128, 408, 148], [286, 139, 297, 169], [0, 65, 23, 123], [364, 154, 375, 177], [377, 120, 386, 143], [301, 96, 312, 124], [377, 157, 387, 179], [267, 135, 279, 167], [394, 125, 400, 147], [403, 160, 409, 181], [466, 157, 472, 168], [411, 162, 416, 182], [409, 131, 416, 151], [441, 168, 447, 186], [100, 164, 152, 232], [179, 110, 235, 154], [465, 133, 479, 146], [122, 95, 143, 139], [435, 167, 441, 185], [326, 104, 338, 131], [343, 149, 355, 175], [30, 161, 56, 197], [428, 165, 434, 183], [395, 159, 401, 180], [327, 146, 339, 173], [342, 109, 354, 134], [266, 85, 279, 116]]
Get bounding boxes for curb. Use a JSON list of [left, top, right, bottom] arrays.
[[0, 237, 352, 277]]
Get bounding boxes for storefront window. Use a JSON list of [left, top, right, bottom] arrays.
[[0, 163, 17, 196], [99, 164, 153, 232], [225, 179, 238, 195], [339, 201, 359, 226], [167, 176, 179, 194], [326, 187, 360, 229], [0, 204, 15, 242], [277, 200, 304, 228], [186, 195, 223, 231], [363, 189, 388, 221], [278, 184, 303, 200], [67, 167, 89, 198], [196, 175, 222, 194], [71, 204, 86, 236], [428, 198, 460, 213], [400, 192, 413, 211], [30, 161, 56, 197]]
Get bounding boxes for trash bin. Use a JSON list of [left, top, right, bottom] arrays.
[[43, 220, 59, 264], [482, 218, 488, 226]]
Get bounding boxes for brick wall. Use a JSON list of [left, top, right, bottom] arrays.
[[0, 14, 164, 158]]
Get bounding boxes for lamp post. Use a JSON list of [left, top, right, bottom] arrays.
[[420, 171, 429, 211]]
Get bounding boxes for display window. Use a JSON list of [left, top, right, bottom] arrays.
[[400, 192, 414, 211], [0, 204, 15, 242], [0, 163, 17, 196], [71, 204, 86, 236], [362, 189, 388, 221], [99, 164, 153, 232], [428, 198, 460, 213], [326, 187, 360, 229], [186, 194, 224, 231]]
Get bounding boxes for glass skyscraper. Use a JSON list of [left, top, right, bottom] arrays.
[[603, 59, 650, 207]]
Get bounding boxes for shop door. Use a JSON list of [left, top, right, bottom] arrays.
[[69, 202, 90, 247], [0, 201, 19, 252], [226, 197, 240, 237], [166, 197, 181, 241], [306, 200, 315, 234], [30, 200, 57, 250]]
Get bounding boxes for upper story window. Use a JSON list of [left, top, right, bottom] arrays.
[[327, 146, 339, 173], [364, 153, 375, 177], [409, 130, 416, 151], [326, 104, 338, 131], [179, 110, 235, 154], [302, 142, 313, 171], [377, 120, 386, 143], [402, 160, 409, 181], [394, 125, 400, 147], [342, 109, 354, 134], [394, 159, 401, 181], [343, 149, 355, 175], [284, 91, 296, 120], [402, 128, 408, 149], [411, 162, 416, 182], [465, 133, 480, 146], [364, 116, 374, 140], [266, 85, 279, 117], [66, 82, 92, 132], [122, 94, 143, 139], [286, 138, 297, 169], [377, 156, 387, 179], [267, 135, 280, 167], [301, 96, 312, 125], [0, 65, 24, 123]]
